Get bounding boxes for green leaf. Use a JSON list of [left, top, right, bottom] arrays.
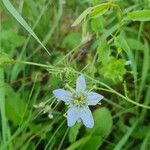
[[5, 86, 26, 125], [81, 136, 103, 150], [114, 119, 139, 150], [87, 107, 112, 136], [72, 7, 92, 27], [115, 35, 130, 54], [99, 57, 126, 82], [66, 108, 112, 150], [0, 30, 25, 53], [97, 39, 110, 63], [81, 108, 113, 150], [140, 131, 150, 150], [0, 52, 10, 68], [132, 126, 150, 139], [138, 40, 150, 100], [66, 136, 91, 150], [128, 10, 150, 21], [2, 0, 50, 55], [126, 38, 145, 50], [72, 2, 110, 26], [89, 3, 109, 18], [62, 32, 81, 49], [68, 121, 82, 143], [91, 0, 101, 5], [91, 16, 104, 33], [115, 34, 136, 74]]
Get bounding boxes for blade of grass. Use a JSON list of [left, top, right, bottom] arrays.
[[2, 0, 51, 56], [20, 73, 38, 125], [0, 110, 37, 150], [45, 119, 66, 150], [27, 0, 63, 59], [66, 136, 91, 150], [58, 128, 69, 150], [140, 131, 150, 150], [0, 11, 10, 147], [11, 0, 52, 81], [0, 69, 7, 143], [139, 86, 150, 124], [138, 40, 149, 101], [114, 119, 139, 150]]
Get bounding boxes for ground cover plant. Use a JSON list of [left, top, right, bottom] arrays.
[[0, 0, 150, 149]]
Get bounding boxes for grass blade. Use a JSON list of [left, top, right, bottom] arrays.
[[114, 119, 139, 150], [2, 0, 51, 56]]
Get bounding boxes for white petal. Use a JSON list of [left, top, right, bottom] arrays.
[[87, 92, 104, 105], [76, 75, 86, 93], [53, 89, 73, 102], [67, 107, 80, 127], [80, 106, 94, 128]]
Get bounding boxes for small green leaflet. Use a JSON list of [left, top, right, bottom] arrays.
[[89, 3, 109, 18], [128, 10, 150, 21], [72, 2, 110, 26], [72, 7, 92, 27], [97, 39, 110, 64]]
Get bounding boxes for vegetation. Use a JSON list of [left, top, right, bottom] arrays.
[[0, 0, 150, 149]]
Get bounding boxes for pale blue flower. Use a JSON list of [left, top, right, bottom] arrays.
[[53, 75, 104, 128]]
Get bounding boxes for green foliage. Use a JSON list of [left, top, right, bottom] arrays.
[[91, 0, 100, 5], [87, 107, 112, 136], [99, 57, 126, 82], [115, 34, 130, 54], [126, 38, 145, 51], [5, 86, 26, 125], [0, 52, 10, 67], [91, 17, 104, 34], [97, 39, 110, 63], [82, 108, 112, 150], [67, 107, 112, 150], [128, 10, 150, 21], [2, 0, 50, 55], [72, 2, 110, 26], [89, 3, 109, 18], [62, 32, 81, 49], [140, 131, 150, 150], [1, 0, 150, 149], [72, 7, 92, 27], [114, 119, 139, 150], [68, 121, 82, 143], [0, 30, 25, 53]]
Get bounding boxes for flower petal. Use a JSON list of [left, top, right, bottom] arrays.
[[67, 107, 80, 127], [87, 92, 104, 106], [53, 89, 73, 102], [76, 75, 86, 93], [80, 106, 94, 128]]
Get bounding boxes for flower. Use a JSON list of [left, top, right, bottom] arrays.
[[53, 75, 104, 128]]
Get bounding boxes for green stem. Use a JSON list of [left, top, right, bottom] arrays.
[[0, 68, 7, 143], [0, 9, 8, 145], [11, 60, 150, 109], [12, 60, 53, 68]]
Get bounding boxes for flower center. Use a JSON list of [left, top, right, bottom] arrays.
[[73, 95, 85, 105]]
